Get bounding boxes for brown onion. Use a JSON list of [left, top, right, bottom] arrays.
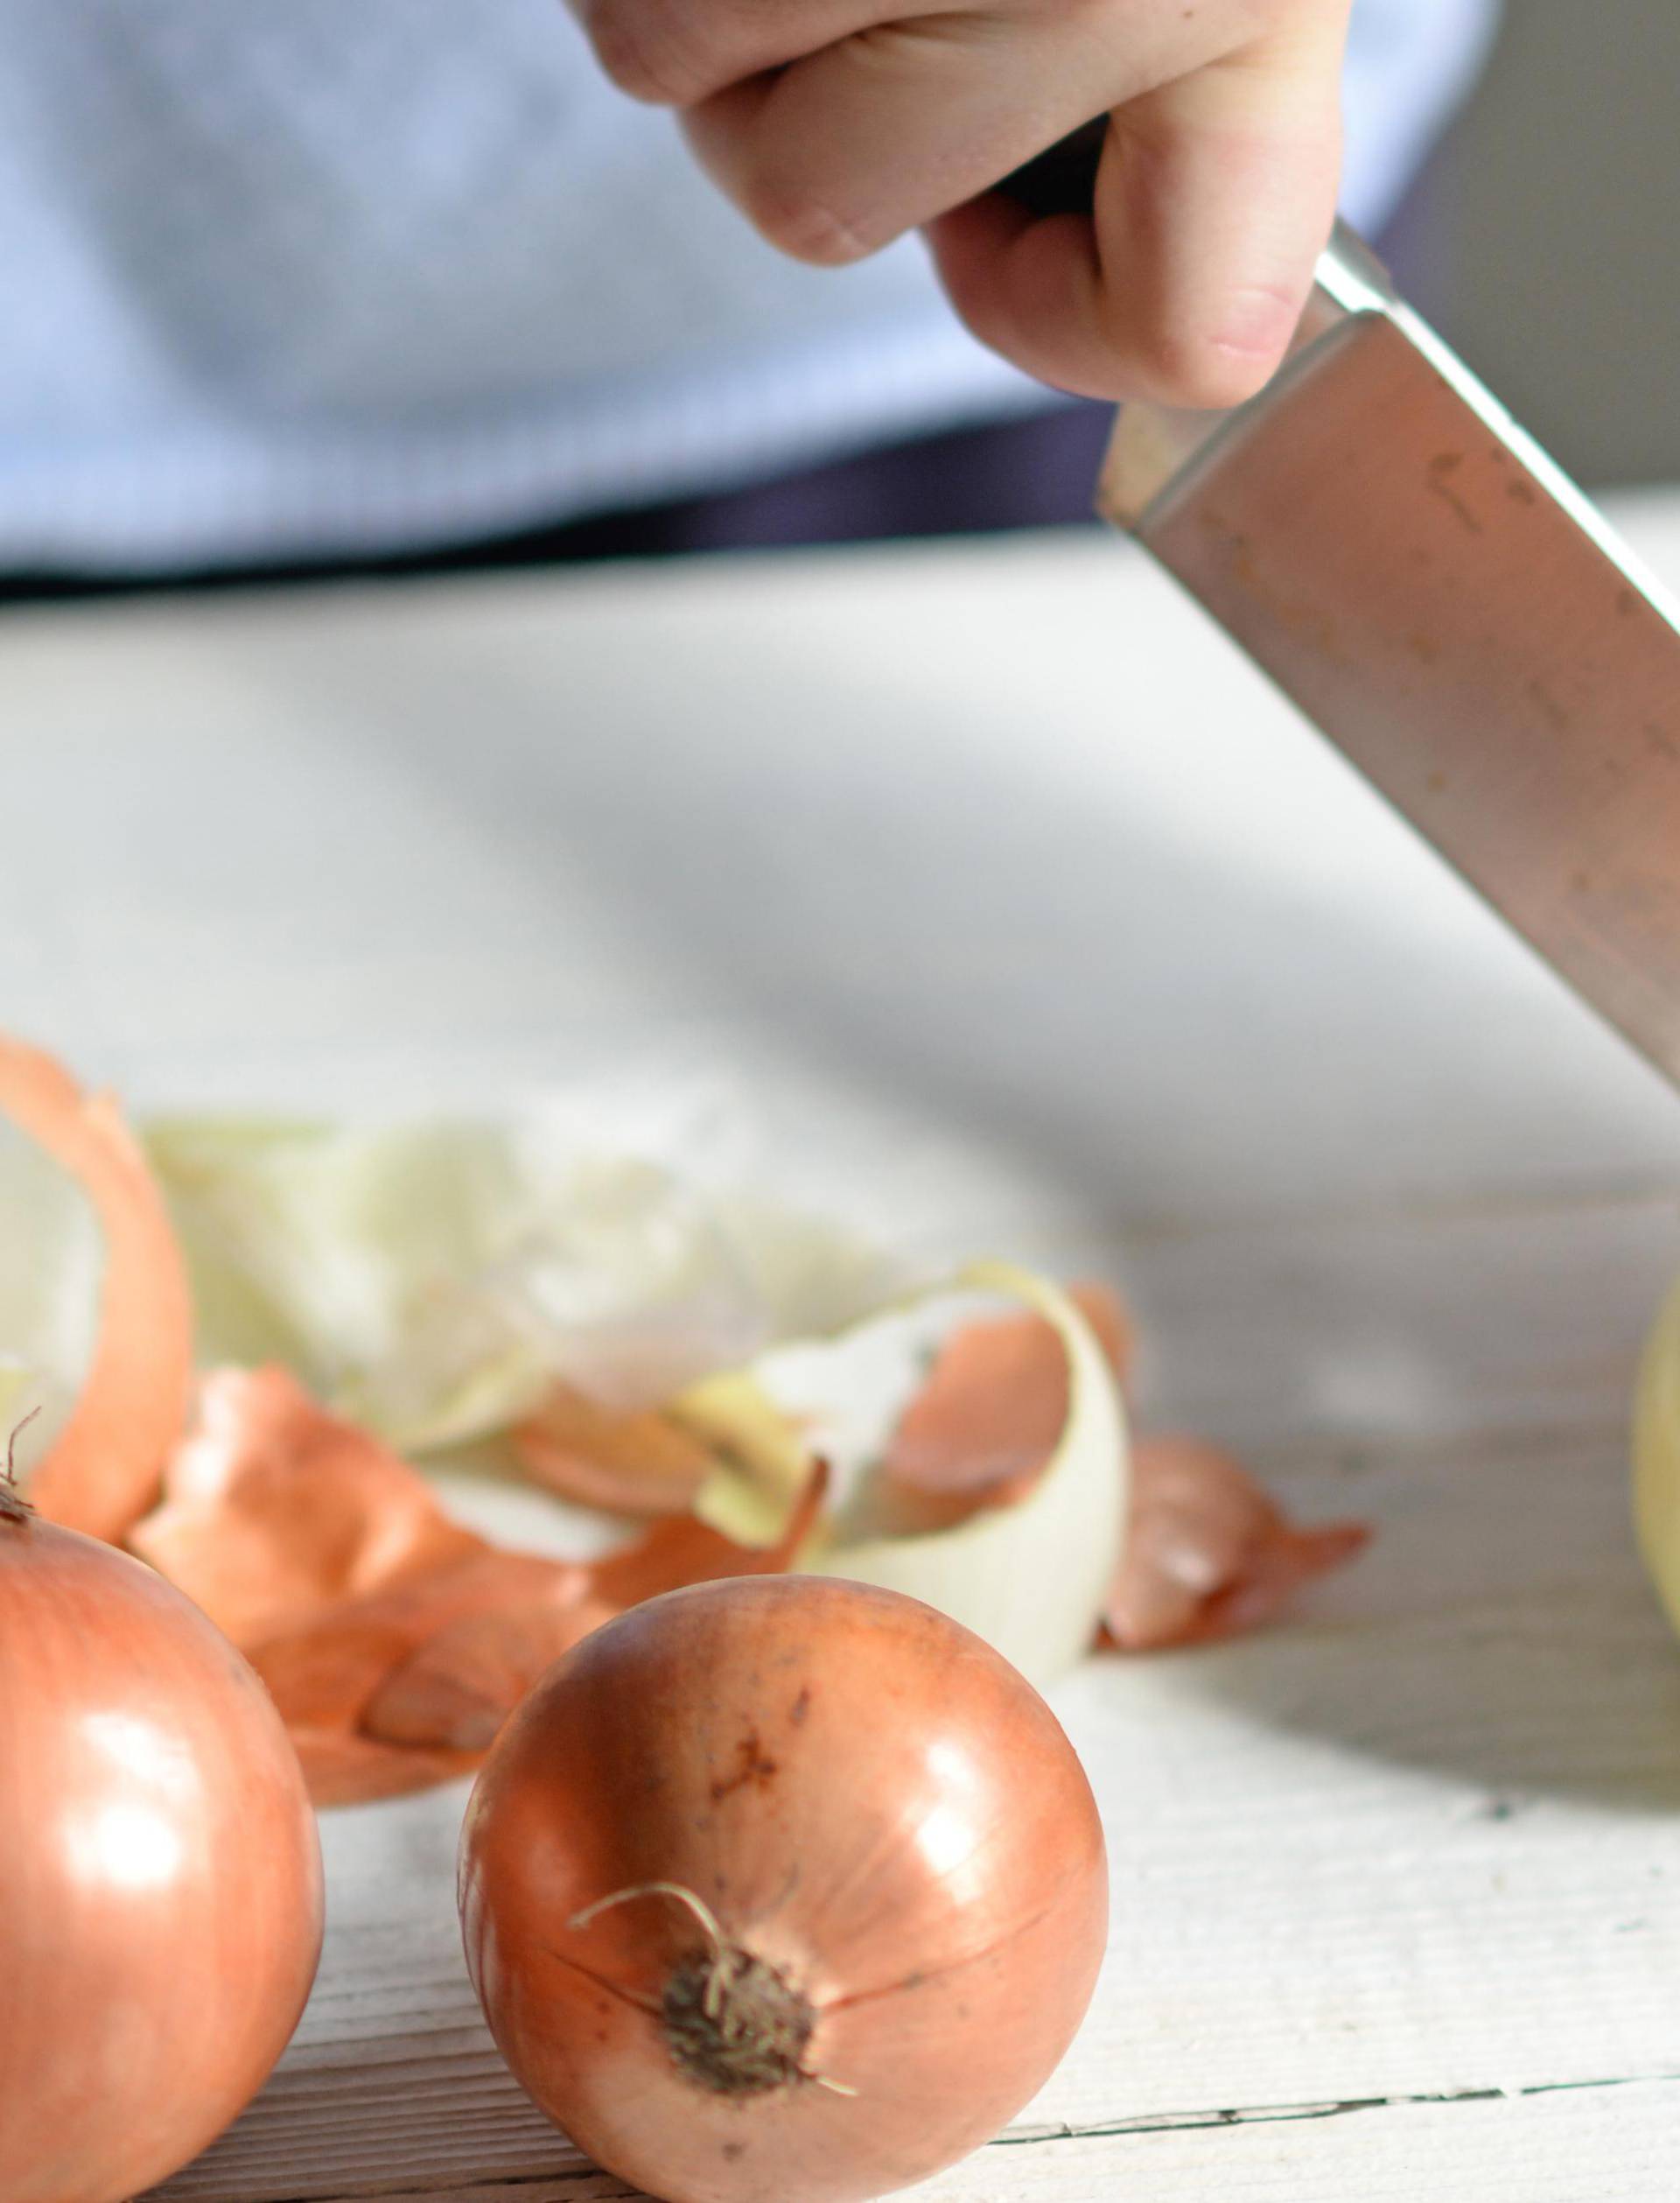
[[459, 1575, 1106, 2203], [0, 1479, 325, 2203]]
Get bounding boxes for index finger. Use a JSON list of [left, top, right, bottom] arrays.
[[927, 21, 1347, 407]]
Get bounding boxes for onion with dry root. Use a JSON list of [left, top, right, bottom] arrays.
[[459, 1574, 1107, 2203], [0, 1453, 324, 2203]]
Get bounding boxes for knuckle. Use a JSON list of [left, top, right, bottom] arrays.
[[584, 0, 719, 104], [1121, 294, 1297, 410], [1149, 340, 1278, 410], [738, 169, 879, 265]]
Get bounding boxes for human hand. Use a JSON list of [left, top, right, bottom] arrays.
[[566, 0, 1353, 407]]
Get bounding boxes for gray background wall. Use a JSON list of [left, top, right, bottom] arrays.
[[1427, 2, 1679, 488]]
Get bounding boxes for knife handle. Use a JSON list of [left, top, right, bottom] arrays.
[[996, 119, 1108, 218]]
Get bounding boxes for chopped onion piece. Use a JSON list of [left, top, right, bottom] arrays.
[[689, 1265, 1127, 1685]]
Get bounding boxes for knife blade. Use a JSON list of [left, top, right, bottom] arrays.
[[996, 139, 1680, 1090], [1103, 226, 1680, 1090]]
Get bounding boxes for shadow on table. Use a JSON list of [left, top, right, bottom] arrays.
[[236, 564, 1680, 1231], [1161, 1428, 1680, 1817], [214, 578, 1680, 1814]]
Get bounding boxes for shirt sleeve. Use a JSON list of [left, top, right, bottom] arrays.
[[1340, 0, 1503, 234]]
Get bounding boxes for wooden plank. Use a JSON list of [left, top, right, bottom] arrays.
[[1021, 1182, 1680, 1449], [4, 507, 1680, 1226], [152, 2078, 1680, 2203], [10, 507, 1680, 2202], [918, 2080, 1680, 2201]]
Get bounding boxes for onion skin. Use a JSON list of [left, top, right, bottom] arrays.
[[459, 1576, 1107, 2203], [0, 1035, 195, 1543], [0, 1505, 325, 2203]]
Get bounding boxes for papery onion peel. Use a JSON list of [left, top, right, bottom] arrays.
[[1104, 1435, 1368, 1649], [879, 1281, 1133, 1529], [0, 1036, 193, 1541], [513, 1382, 720, 1516], [130, 1365, 484, 1645], [136, 1362, 830, 1804]]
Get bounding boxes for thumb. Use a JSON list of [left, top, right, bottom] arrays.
[[927, 15, 1348, 408]]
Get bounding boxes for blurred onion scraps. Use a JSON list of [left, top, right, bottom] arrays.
[[1, 1035, 1366, 1806]]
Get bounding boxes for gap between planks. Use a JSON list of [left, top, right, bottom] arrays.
[[178, 2069, 1680, 2203]]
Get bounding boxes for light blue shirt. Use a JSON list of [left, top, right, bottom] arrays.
[[0, 0, 1499, 570]]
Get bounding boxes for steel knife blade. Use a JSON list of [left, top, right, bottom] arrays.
[[1101, 225, 1680, 1090]]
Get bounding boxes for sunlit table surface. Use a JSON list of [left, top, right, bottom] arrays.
[[7, 493, 1680, 2202]]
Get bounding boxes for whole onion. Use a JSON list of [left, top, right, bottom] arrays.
[[459, 1575, 1107, 2203], [0, 1479, 325, 2203]]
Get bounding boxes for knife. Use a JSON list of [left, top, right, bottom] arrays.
[[1002, 133, 1680, 1091]]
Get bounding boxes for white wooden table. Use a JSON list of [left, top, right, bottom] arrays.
[[6, 498, 1680, 2200]]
